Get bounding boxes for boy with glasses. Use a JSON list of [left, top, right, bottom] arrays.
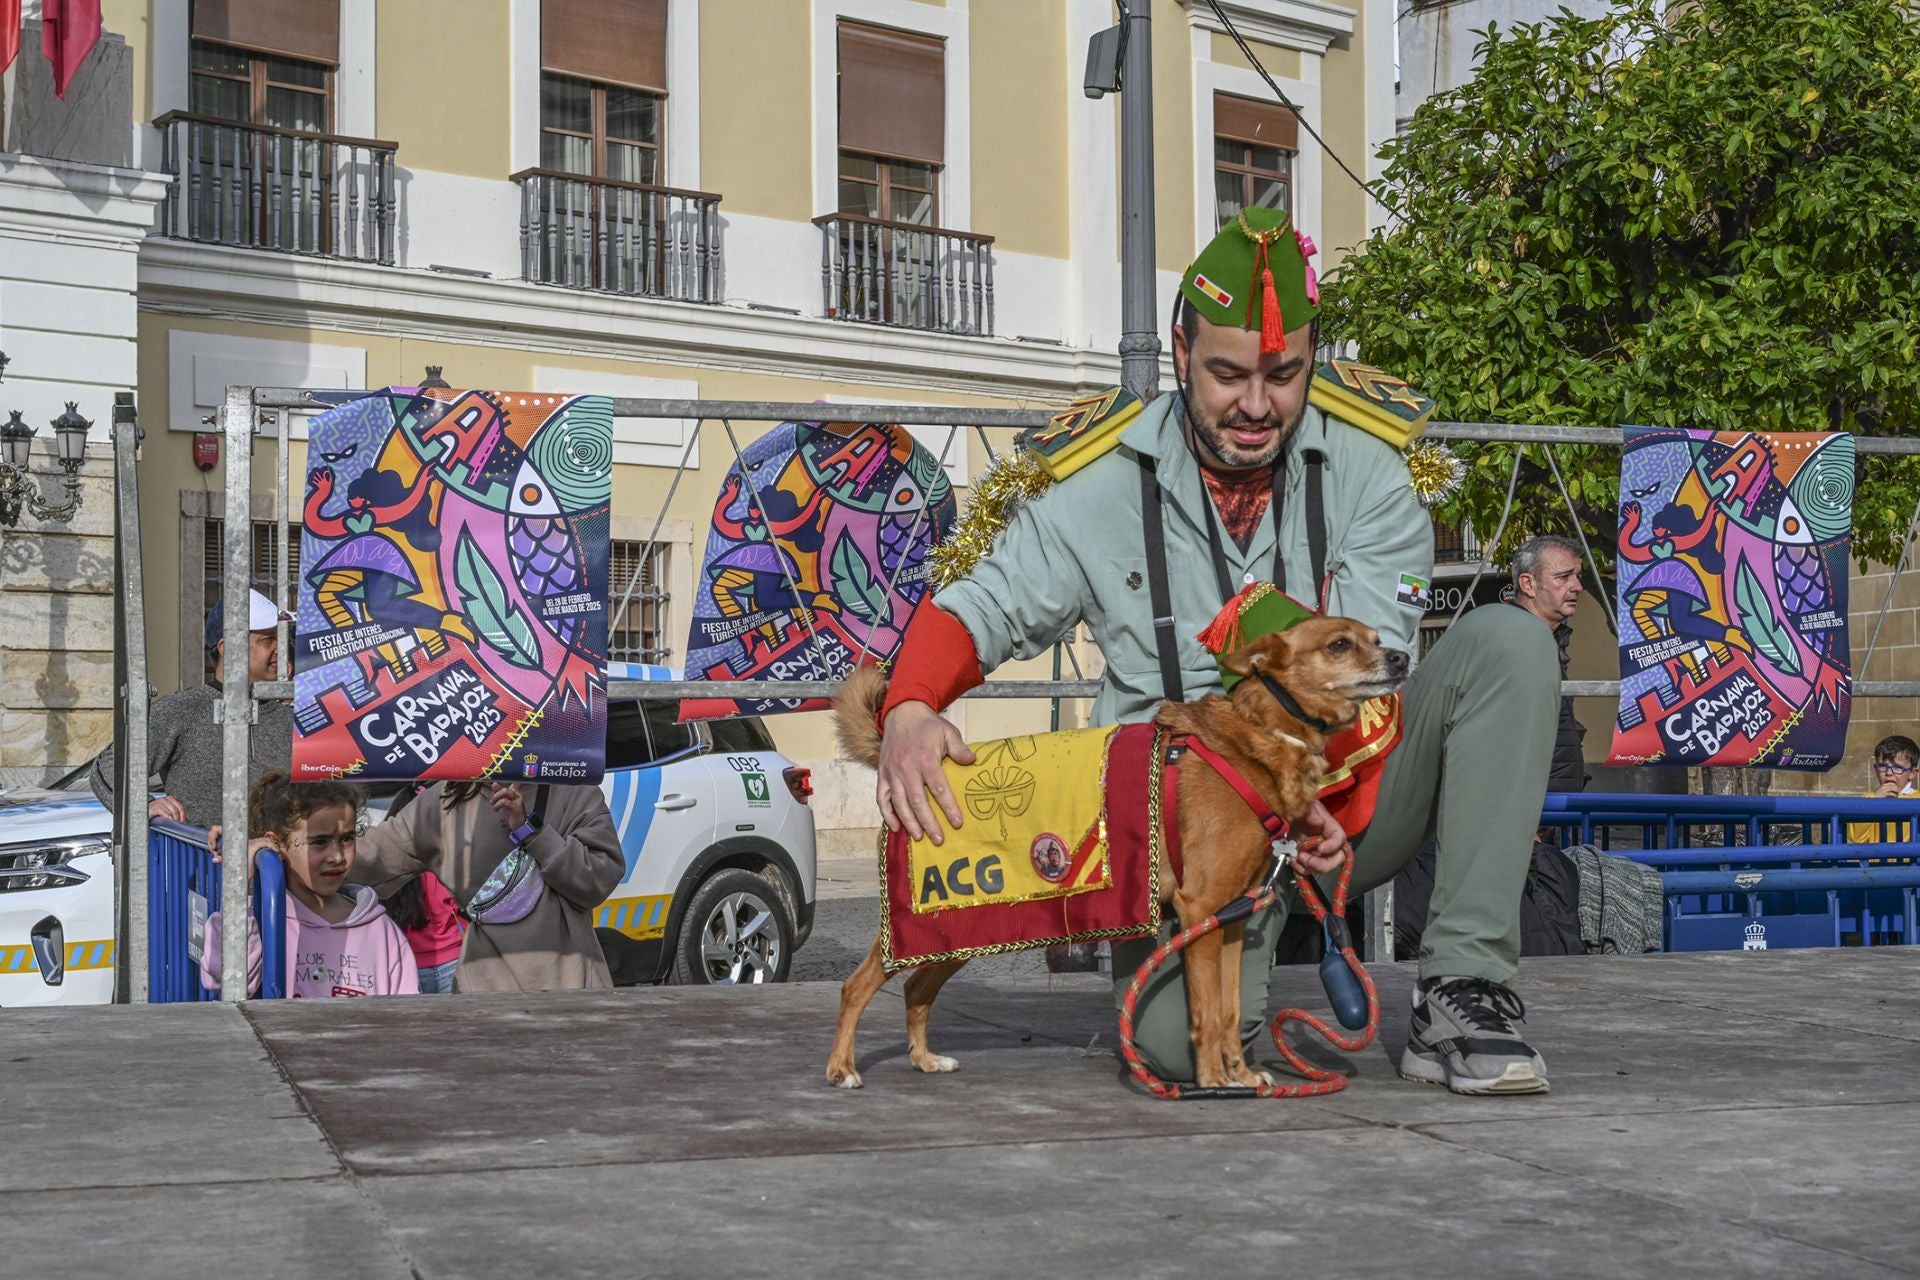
[[1846, 735, 1920, 846]]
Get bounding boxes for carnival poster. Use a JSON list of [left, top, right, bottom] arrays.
[[1608, 426, 1853, 770], [679, 420, 957, 719], [291, 387, 612, 783]]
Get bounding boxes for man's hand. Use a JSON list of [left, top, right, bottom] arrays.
[[490, 782, 528, 832], [1292, 800, 1349, 875], [148, 795, 188, 823], [1876, 779, 1903, 799], [875, 701, 975, 845]]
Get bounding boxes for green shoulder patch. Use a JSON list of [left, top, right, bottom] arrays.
[[1022, 387, 1144, 481], [1309, 360, 1434, 450]]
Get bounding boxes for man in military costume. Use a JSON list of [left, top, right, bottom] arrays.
[[876, 208, 1562, 1095]]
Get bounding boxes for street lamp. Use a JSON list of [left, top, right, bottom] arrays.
[[0, 377, 93, 528], [50, 402, 92, 468], [1, 411, 30, 471]]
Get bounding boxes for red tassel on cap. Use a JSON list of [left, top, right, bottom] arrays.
[[1247, 235, 1286, 355], [1259, 265, 1285, 355]]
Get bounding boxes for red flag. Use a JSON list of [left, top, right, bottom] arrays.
[[1, 0, 22, 76], [40, 0, 102, 100]]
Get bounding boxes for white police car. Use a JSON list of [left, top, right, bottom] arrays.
[[587, 663, 818, 986], [0, 773, 115, 1007], [0, 662, 817, 1004]]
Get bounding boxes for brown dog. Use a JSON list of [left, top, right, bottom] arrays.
[[827, 615, 1409, 1090]]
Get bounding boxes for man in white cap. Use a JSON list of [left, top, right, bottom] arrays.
[[91, 589, 296, 830]]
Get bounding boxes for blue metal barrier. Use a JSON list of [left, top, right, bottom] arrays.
[[146, 821, 287, 1001], [1542, 793, 1920, 953]]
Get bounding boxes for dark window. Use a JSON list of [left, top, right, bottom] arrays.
[[837, 152, 937, 226], [604, 696, 700, 769], [189, 40, 331, 131], [609, 540, 671, 665], [643, 697, 699, 763], [605, 700, 652, 769], [539, 73, 662, 185], [708, 716, 774, 753], [1213, 93, 1296, 229]]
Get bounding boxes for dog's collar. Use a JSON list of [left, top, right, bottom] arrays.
[[1255, 670, 1338, 736]]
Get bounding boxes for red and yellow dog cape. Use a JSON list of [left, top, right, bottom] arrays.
[[880, 723, 1166, 972]]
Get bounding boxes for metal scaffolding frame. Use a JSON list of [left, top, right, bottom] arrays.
[[190, 384, 1920, 999]]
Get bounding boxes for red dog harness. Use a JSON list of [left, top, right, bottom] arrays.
[[1122, 729, 1378, 1102], [1161, 734, 1292, 883]]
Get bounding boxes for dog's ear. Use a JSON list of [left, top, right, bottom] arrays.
[[1222, 630, 1290, 678]]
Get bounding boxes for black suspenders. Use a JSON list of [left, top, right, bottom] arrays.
[[1138, 456, 1189, 706], [1137, 451, 1325, 704]]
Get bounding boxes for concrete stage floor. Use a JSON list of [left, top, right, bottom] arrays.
[[8, 947, 1919, 1279]]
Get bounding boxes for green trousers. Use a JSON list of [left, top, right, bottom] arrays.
[[1110, 603, 1561, 1082]]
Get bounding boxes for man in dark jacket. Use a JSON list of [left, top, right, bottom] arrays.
[[1512, 535, 1589, 791]]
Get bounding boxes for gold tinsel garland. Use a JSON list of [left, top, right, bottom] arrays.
[[1403, 439, 1465, 508], [928, 448, 1055, 588]]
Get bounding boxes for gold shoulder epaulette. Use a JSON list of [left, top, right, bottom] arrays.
[[1310, 360, 1433, 449], [1023, 387, 1145, 480]]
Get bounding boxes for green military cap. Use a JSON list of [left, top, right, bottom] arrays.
[[1180, 208, 1320, 356], [1196, 581, 1318, 693]]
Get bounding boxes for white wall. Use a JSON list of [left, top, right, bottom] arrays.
[[0, 157, 168, 438], [0, 155, 169, 785]]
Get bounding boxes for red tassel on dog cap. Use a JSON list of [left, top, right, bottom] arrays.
[[1197, 582, 1269, 655]]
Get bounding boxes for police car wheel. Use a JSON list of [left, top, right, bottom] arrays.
[[673, 869, 794, 985]]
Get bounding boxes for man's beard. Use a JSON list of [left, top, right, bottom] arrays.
[[1186, 396, 1304, 471]]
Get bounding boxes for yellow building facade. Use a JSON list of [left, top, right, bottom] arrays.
[[20, 0, 1398, 831]]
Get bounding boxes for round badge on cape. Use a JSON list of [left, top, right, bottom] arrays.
[[1030, 832, 1070, 883]]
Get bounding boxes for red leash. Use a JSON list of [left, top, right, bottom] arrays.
[[1116, 737, 1380, 1100]]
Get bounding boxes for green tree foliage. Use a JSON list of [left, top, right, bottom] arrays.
[[1320, 0, 1920, 573]]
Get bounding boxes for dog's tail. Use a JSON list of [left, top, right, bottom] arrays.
[[834, 664, 889, 768]]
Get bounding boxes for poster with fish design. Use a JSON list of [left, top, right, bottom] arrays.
[[1609, 426, 1852, 770], [679, 420, 957, 719], [291, 387, 611, 783]]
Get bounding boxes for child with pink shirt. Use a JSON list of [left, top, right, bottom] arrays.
[[202, 772, 419, 998]]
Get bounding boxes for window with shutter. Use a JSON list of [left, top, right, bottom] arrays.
[[836, 21, 944, 225], [540, 0, 666, 183], [189, 0, 335, 129], [1213, 93, 1296, 229]]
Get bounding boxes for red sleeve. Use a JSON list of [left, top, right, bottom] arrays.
[[880, 602, 985, 723]]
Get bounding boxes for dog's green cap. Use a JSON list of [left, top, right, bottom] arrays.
[[1196, 581, 1317, 694]]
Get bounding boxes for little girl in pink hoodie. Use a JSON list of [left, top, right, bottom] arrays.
[[202, 772, 419, 998]]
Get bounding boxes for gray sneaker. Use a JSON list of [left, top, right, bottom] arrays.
[[1398, 977, 1549, 1095]]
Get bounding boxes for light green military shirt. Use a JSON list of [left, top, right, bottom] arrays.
[[935, 393, 1436, 727]]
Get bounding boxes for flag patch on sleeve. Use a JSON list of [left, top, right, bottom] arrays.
[[1396, 572, 1432, 609]]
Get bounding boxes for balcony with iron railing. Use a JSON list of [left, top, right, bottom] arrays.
[[513, 169, 722, 304], [813, 213, 994, 337], [154, 111, 396, 264]]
